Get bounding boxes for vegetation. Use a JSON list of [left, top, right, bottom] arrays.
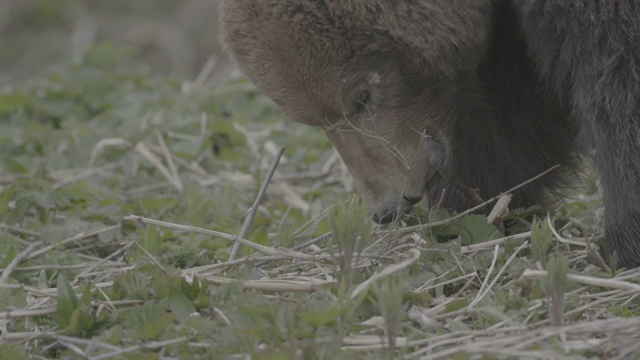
[[1, 42, 639, 359]]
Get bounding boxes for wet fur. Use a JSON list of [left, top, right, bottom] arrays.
[[221, 0, 640, 268]]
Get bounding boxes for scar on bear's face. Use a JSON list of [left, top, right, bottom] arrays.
[[367, 71, 381, 85]]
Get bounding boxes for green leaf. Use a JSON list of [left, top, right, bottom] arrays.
[[610, 306, 635, 317], [56, 274, 79, 329], [3, 246, 16, 268], [78, 307, 96, 333], [141, 225, 161, 256], [0, 344, 30, 360], [180, 277, 201, 300], [67, 306, 95, 336], [113, 270, 152, 300], [102, 325, 122, 345], [0, 186, 15, 219], [4, 157, 31, 174], [0, 92, 31, 114], [457, 215, 500, 245], [123, 352, 160, 360], [531, 217, 552, 263], [79, 282, 93, 306], [299, 306, 341, 327], [126, 302, 173, 340], [169, 287, 197, 322], [444, 298, 469, 313]]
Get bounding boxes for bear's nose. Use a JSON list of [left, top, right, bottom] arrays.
[[371, 197, 417, 224], [403, 195, 423, 206], [372, 211, 396, 224]]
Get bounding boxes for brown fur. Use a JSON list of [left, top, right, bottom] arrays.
[[221, 0, 640, 268]]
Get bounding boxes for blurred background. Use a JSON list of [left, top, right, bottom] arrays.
[[0, 0, 234, 84]]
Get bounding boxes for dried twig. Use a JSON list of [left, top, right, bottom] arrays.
[[123, 214, 313, 260], [0, 240, 42, 283], [229, 145, 286, 260], [26, 225, 121, 260], [521, 269, 640, 292]]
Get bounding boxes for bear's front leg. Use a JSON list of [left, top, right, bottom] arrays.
[[516, 0, 640, 268]]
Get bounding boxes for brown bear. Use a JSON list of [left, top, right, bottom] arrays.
[[220, 1, 640, 269]]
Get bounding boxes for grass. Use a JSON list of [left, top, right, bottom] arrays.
[[0, 43, 639, 360]]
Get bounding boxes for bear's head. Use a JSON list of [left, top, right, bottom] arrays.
[[221, 0, 492, 223]]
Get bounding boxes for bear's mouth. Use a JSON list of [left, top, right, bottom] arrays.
[[370, 130, 445, 224]]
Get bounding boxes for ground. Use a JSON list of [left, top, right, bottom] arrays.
[[0, 3, 639, 359]]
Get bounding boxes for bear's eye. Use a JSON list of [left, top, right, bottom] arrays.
[[353, 90, 371, 113]]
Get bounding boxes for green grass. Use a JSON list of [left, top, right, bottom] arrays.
[[1, 43, 639, 360]]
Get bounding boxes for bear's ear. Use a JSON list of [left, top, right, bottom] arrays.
[[335, 1, 494, 74]]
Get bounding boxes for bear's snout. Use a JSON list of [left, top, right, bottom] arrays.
[[370, 194, 422, 224]]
